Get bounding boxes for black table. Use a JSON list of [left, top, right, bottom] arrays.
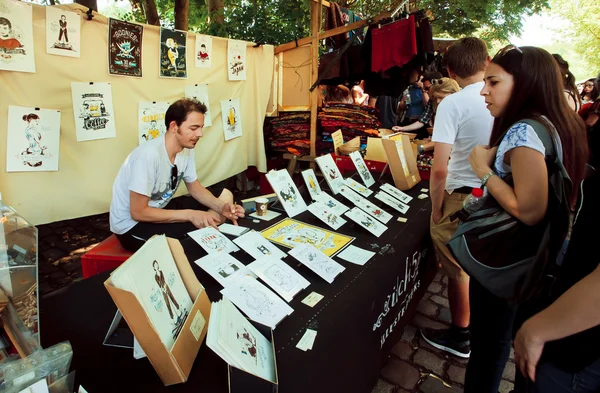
[[40, 181, 434, 393]]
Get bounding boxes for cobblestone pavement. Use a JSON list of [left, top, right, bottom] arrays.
[[372, 273, 516, 393]]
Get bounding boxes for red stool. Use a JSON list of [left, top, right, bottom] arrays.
[[81, 235, 133, 279]]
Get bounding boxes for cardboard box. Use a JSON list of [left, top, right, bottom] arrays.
[[104, 238, 211, 386], [227, 320, 279, 393], [382, 134, 421, 190]]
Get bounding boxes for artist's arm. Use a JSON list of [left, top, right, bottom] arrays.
[[430, 143, 451, 224], [469, 146, 548, 226], [514, 264, 600, 381], [130, 191, 218, 228], [186, 180, 244, 224]]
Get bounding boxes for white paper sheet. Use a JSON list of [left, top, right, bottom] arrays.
[[138, 101, 169, 144], [233, 230, 287, 260], [45, 7, 80, 58], [375, 191, 410, 214], [345, 207, 388, 237], [380, 183, 413, 204], [296, 328, 317, 351], [220, 98, 243, 141], [248, 256, 310, 302], [337, 245, 376, 266], [195, 252, 254, 288], [288, 243, 345, 284], [218, 223, 250, 237], [221, 275, 293, 329], [6, 106, 61, 172], [349, 151, 375, 187], [343, 178, 373, 197], [265, 169, 307, 218], [185, 84, 212, 127], [315, 154, 344, 194], [0, 0, 35, 73], [307, 201, 347, 230], [337, 186, 392, 224], [301, 169, 322, 201], [227, 39, 247, 80], [71, 82, 117, 142], [18, 379, 49, 393], [313, 192, 349, 215], [194, 34, 212, 68], [188, 227, 240, 254]]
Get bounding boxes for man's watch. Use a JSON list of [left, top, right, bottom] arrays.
[[481, 171, 496, 187]]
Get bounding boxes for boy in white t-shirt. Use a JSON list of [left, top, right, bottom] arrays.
[[109, 99, 244, 252], [420, 38, 494, 358]]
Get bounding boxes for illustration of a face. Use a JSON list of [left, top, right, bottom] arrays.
[[153, 260, 160, 272], [150, 120, 157, 128], [30, 118, 40, 126], [0, 22, 10, 38], [166, 38, 175, 49], [200, 44, 206, 54], [61, 16, 66, 22]]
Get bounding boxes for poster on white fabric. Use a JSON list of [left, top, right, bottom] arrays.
[[227, 39, 246, 81], [159, 27, 187, 79], [185, 84, 212, 127], [45, 7, 80, 58], [349, 151, 375, 187], [220, 98, 242, 141], [71, 82, 116, 142], [138, 101, 169, 144], [6, 106, 61, 172], [0, 0, 35, 73], [194, 34, 212, 68]]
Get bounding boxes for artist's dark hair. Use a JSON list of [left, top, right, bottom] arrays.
[[23, 113, 40, 122], [0, 17, 11, 28], [446, 37, 489, 79], [164, 98, 207, 129], [489, 46, 587, 201], [582, 78, 599, 101], [552, 54, 581, 109]]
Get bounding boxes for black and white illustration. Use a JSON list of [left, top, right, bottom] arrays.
[[46, 7, 80, 57], [6, 106, 60, 172], [265, 169, 307, 217], [307, 201, 347, 230], [301, 168, 322, 201], [221, 275, 293, 329], [188, 227, 240, 254], [339, 186, 392, 224], [233, 231, 287, 261], [0, 0, 35, 73], [380, 183, 413, 204], [344, 207, 388, 237], [248, 256, 310, 302], [195, 252, 254, 288], [71, 82, 116, 142], [227, 39, 246, 81], [288, 243, 345, 284], [349, 150, 375, 187], [315, 154, 344, 194], [375, 191, 410, 214]]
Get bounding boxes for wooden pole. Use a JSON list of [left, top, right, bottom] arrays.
[[309, 0, 322, 158]]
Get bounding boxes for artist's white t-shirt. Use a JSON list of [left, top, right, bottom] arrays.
[[110, 135, 198, 234], [432, 82, 494, 190]]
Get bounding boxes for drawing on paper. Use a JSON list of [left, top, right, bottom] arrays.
[[237, 327, 258, 363], [195, 34, 212, 68], [108, 18, 143, 77], [218, 262, 240, 278], [264, 265, 297, 291], [46, 8, 80, 57], [151, 260, 189, 338], [220, 98, 243, 141], [242, 287, 276, 318], [138, 101, 169, 144], [159, 27, 187, 78], [185, 84, 212, 127], [261, 218, 354, 257], [0, 0, 35, 73], [228, 39, 246, 81]]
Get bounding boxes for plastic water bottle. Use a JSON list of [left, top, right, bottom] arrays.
[[463, 188, 485, 214]]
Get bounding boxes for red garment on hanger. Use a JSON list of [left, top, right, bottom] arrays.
[[371, 15, 417, 73]]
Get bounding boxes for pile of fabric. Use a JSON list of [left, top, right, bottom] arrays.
[[319, 103, 381, 154], [266, 113, 311, 156]]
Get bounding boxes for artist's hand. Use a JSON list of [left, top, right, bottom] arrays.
[[469, 145, 498, 179], [392, 126, 403, 132], [189, 211, 219, 229], [432, 209, 443, 225], [514, 318, 545, 382], [220, 203, 245, 225]]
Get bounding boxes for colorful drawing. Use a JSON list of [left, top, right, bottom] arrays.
[[71, 82, 117, 142], [6, 106, 60, 172], [345, 207, 388, 237], [307, 201, 346, 230], [0, 0, 35, 73], [301, 169, 322, 201], [108, 18, 142, 77], [220, 98, 242, 141], [315, 154, 344, 194], [195, 34, 212, 68], [159, 27, 187, 78], [46, 7, 80, 58], [261, 218, 354, 257], [138, 101, 169, 144]]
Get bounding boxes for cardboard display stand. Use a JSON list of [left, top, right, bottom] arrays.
[[104, 238, 211, 386], [227, 321, 279, 393], [381, 134, 421, 190]]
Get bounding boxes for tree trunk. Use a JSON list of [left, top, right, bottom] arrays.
[[141, 0, 160, 26], [128, 0, 145, 22], [208, 0, 225, 25], [74, 0, 97, 12], [174, 0, 189, 30]]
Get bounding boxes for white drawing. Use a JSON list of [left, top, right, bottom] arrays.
[[344, 207, 388, 237], [315, 154, 344, 194], [227, 39, 246, 81], [265, 169, 308, 217], [307, 201, 346, 230], [264, 265, 296, 291], [71, 82, 117, 142], [220, 98, 242, 141], [288, 243, 345, 284], [380, 183, 413, 204], [138, 101, 169, 144], [375, 191, 410, 214], [195, 34, 212, 68], [0, 0, 36, 73], [46, 7, 80, 58], [344, 178, 373, 197], [301, 169, 322, 201], [349, 150, 375, 187]]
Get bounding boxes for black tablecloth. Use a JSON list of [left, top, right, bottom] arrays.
[[40, 180, 434, 393]]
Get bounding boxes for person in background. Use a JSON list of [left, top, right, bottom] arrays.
[[394, 72, 443, 139], [466, 45, 587, 393], [584, 73, 600, 168], [513, 169, 600, 393], [398, 68, 427, 127], [420, 37, 494, 361], [352, 80, 370, 106], [326, 85, 353, 104], [581, 78, 598, 105], [552, 54, 581, 111]]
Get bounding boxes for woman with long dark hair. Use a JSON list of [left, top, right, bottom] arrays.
[[552, 54, 581, 111], [464, 45, 588, 393]]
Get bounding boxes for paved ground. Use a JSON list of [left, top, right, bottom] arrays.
[[372, 273, 516, 393]]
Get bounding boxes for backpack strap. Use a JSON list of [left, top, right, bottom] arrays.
[[520, 118, 557, 161]]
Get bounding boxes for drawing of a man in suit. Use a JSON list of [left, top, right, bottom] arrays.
[[153, 260, 180, 320]]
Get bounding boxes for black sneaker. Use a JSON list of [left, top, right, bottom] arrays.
[[420, 327, 471, 358]]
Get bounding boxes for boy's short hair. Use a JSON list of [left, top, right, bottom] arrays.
[[446, 37, 489, 79], [164, 98, 207, 129]]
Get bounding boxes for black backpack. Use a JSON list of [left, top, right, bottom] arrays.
[[447, 119, 572, 302]]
